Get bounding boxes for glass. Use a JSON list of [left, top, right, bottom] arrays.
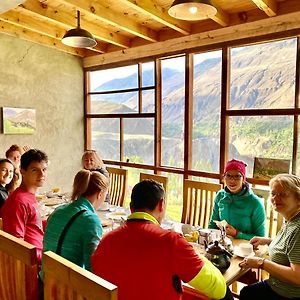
[[91, 118, 120, 161], [89, 65, 138, 92], [270, 191, 289, 198], [230, 38, 297, 109], [229, 115, 293, 177], [161, 56, 185, 168], [90, 92, 138, 114], [192, 50, 222, 172], [224, 174, 243, 181], [142, 62, 154, 87], [123, 118, 154, 165]]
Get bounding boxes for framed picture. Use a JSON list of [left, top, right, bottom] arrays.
[[2, 107, 36, 134], [253, 157, 291, 180]]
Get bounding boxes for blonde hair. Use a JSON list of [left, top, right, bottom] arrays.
[[71, 169, 109, 201], [269, 173, 300, 204], [81, 150, 104, 170]]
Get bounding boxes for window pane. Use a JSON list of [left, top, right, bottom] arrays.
[[91, 118, 120, 161], [90, 65, 138, 92], [161, 172, 183, 222], [161, 56, 185, 168], [90, 93, 138, 114], [142, 89, 155, 113], [230, 38, 297, 109], [142, 62, 154, 87], [229, 116, 293, 177], [192, 51, 222, 173], [124, 118, 154, 165]]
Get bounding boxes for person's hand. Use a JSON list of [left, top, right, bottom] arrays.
[[250, 236, 271, 249], [239, 257, 263, 269], [225, 223, 238, 237]]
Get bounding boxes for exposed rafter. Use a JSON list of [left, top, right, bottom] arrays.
[[251, 0, 277, 17]]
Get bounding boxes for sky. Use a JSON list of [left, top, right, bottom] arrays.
[[90, 50, 221, 90]]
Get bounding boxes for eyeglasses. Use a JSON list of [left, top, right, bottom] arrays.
[[270, 191, 289, 199], [224, 174, 243, 181]]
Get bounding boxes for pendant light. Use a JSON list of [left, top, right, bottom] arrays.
[[168, 0, 217, 21], [61, 10, 97, 48]]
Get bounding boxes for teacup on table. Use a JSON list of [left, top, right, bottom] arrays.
[[238, 242, 254, 257]]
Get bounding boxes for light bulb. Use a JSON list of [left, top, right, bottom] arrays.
[[189, 6, 198, 14]]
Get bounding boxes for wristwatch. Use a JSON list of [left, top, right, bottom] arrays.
[[257, 258, 265, 269]]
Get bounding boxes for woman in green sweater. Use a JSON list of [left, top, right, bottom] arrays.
[[208, 159, 266, 240], [42, 169, 109, 271]]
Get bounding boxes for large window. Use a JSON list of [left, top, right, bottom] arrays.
[[86, 36, 300, 221]]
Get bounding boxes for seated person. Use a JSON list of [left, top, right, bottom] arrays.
[[42, 169, 109, 273], [82, 150, 110, 203], [0, 159, 14, 215], [239, 173, 300, 300], [208, 159, 266, 240], [2, 149, 48, 264], [92, 179, 231, 300], [5, 144, 30, 192]]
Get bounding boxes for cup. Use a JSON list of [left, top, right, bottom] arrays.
[[238, 243, 253, 256]]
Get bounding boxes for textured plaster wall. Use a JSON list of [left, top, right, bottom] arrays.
[[0, 33, 84, 192]]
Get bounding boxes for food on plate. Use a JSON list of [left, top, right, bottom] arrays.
[[184, 230, 199, 243]]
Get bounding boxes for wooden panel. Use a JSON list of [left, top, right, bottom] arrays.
[[43, 251, 118, 300], [181, 180, 222, 228], [107, 167, 128, 206], [139, 172, 168, 195], [0, 230, 38, 300]]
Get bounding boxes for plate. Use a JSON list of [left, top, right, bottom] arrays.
[[41, 198, 65, 206], [233, 246, 255, 258]]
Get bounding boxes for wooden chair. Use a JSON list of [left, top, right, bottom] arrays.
[[139, 172, 168, 196], [107, 167, 128, 207], [0, 230, 38, 300], [252, 187, 284, 238], [0, 218, 2, 230], [181, 179, 222, 228], [43, 251, 118, 300]]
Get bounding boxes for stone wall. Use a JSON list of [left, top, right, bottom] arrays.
[[0, 33, 84, 192]]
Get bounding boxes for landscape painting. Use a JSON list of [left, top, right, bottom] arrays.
[[2, 107, 36, 134], [253, 157, 291, 180]]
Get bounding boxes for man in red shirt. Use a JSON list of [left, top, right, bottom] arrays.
[[1, 149, 48, 264], [92, 179, 230, 300]]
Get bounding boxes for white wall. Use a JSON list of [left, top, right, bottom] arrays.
[[0, 33, 84, 192]]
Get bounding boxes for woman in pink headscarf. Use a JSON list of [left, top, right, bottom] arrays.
[[208, 159, 266, 240]]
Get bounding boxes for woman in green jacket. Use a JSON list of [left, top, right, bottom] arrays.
[[208, 159, 266, 240]]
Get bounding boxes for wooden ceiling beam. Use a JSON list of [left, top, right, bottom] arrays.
[[83, 10, 300, 68], [251, 0, 277, 17], [211, 7, 230, 27], [56, 0, 158, 42], [0, 19, 94, 57], [118, 0, 191, 35], [19, 0, 130, 48]]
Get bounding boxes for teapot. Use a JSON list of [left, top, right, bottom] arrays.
[[204, 240, 232, 273]]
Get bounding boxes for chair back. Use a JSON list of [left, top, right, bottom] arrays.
[[139, 172, 168, 196], [43, 251, 118, 300], [253, 187, 284, 238], [0, 230, 38, 300], [181, 180, 222, 228], [107, 167, 128, 207]]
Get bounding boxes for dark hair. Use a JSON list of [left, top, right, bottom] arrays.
[[71, 169, 109, 201], [0, 158, 14, 167], [5, 144, 22, 158], [130, 179, 165, 211], [20, 149, 48, 170]]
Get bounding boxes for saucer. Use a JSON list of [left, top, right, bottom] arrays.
[[233, 246, 255, 258]]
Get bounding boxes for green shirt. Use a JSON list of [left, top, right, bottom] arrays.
[[42, 196, 102, 272], [208, 185, 266, 240], [268, 212, 300, 298]]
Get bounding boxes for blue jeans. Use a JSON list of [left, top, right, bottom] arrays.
[[240, 280, 300, 300]]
